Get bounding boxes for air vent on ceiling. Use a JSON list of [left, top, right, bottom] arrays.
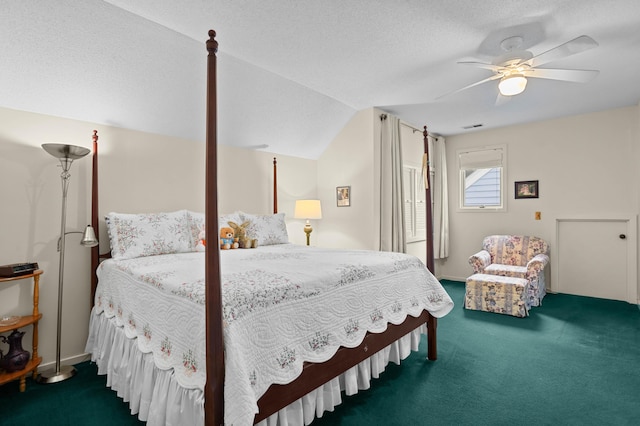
[[462, 123, 483, 129]]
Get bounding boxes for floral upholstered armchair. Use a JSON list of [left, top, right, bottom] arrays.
[[469, 235, 550, 307]]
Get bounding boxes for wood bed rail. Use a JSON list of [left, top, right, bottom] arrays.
[[255, 311, 437, 423]]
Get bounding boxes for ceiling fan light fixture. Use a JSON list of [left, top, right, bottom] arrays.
[[498, 73, 527, 96]]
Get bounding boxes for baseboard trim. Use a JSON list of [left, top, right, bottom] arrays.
[[437, 274, 466, 282], [39, 352, 92, 370]]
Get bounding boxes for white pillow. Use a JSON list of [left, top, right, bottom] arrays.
[[106, 210, 192, 260], [239, 212, 289, 246], [219, 212, 243, 230]]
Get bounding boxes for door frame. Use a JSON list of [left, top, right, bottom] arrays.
[[554, 215, 638, 304]]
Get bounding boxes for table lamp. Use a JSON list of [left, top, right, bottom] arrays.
[[294, 200, 322, 246]]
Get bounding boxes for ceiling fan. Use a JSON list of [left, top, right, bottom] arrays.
[[443, 35, 599, 102]]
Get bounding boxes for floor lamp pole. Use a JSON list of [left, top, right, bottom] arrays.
[[56, 167, 73, 379], [37, 143, 91, 384]]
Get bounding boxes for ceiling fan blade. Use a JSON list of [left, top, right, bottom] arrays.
[[437, 73, 502, 99], [523, 68, 599, 83], [527, 35, 598, 68], [457, 61, 502, 72]]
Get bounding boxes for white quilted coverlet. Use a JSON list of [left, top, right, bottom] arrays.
[[93, 244, 453, 425]]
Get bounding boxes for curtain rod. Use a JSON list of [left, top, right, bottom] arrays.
[[380, 114, 441, 139], [402, 121, 442, 139], [401, 121, 422, 133]]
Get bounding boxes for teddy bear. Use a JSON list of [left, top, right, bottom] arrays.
[[220, 227, 239, 250], [228, 220, 258, 249]]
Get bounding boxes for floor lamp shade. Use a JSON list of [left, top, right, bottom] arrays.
[[37, 143, 93, 384], [294, 200, 322, 246]]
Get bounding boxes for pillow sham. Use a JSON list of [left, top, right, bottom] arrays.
[[106, 210, 192, 260], [239, 211, 289, 246]]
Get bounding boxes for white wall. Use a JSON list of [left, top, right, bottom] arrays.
[[436, 106, 640, 286], [217, 144, 318, 246], [316, 109, 376, 249], [3, 103, 638, 367], [0, 106, 316, 367], [316, 109, 428, 266]]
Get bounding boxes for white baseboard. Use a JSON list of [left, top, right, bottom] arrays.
[[38, 352, 92, 370], [436, 274, 467, 282]]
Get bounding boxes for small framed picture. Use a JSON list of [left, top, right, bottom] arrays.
[[515, 180, 539, 199], [337, 186, 351, 207]]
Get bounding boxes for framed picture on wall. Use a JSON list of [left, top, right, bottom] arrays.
[[515, 180, 539, 199], [337, 186, 351, 207]]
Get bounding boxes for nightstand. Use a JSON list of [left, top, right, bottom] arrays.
[[0, 269, 43, 391]]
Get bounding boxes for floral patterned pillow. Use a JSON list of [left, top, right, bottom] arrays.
[[239, 212, 289, 246], [106, 210, 192, 260]]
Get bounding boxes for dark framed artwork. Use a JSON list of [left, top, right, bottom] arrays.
[[337, 186, 351, 207], [515, 180, 539, 199]]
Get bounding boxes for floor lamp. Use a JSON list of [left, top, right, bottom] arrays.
[[37, 143, 98, 384]]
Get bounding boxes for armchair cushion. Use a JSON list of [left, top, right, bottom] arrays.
[[484, 264, 527, 279]]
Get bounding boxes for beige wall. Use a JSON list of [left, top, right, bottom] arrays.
[[316, 108, 427, 265], [0, 106, 315, 367], [3, 103, 639, 367], [436, 105, 640, 285], [217, 144, 318, 246], [316, 109, 377, 249]]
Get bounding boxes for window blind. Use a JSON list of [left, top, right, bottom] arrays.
[[459, 148, 503, 170]]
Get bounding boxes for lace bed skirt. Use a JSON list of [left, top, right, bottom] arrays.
[[85, 308, 426, 426]]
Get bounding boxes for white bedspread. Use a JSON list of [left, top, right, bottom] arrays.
[[93, 244, 453, 425]]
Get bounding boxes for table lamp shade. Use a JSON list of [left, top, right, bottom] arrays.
[[294, 200, 322, 220]]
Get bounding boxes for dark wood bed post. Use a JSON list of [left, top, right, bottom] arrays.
[[204, 29, 224, 426], [423, 125, 437, 361], [422, 126, 434, 273], [90, 130, 99, 303], [273, 157, 278, 214]]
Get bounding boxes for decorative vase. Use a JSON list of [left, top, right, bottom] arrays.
[[0, 330, 31, 372]]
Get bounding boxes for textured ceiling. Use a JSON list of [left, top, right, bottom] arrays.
[[1, 1, 639, 159]]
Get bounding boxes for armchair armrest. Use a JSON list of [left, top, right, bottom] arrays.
[[526, 254, 550, 280], [468, 250, 491, 274]]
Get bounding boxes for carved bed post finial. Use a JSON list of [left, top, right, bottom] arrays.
[[207, 29, 218, 54]]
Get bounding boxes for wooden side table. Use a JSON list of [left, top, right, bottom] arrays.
[[0, 269, 43, 391]]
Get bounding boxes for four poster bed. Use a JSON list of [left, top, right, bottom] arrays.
[[85, 30, 453, 426]]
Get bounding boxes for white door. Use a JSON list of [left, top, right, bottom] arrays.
[[556, 218, 637, 303]]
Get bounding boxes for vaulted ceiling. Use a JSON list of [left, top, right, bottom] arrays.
[[2, 1, 639, 159]]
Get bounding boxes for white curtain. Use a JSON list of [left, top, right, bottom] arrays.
[[379, 114, 406, 253], [428, 135, 449, 259]]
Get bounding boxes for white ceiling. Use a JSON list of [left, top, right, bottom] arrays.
[[2, 1, 639, 159]]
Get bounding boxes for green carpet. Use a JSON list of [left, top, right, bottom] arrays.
[[0, 360, 143, 426], [1, 280, 639, 425]]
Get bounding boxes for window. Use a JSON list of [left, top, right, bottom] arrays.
[[403, 165, 426, 241], [458, 146, 506, 211]]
